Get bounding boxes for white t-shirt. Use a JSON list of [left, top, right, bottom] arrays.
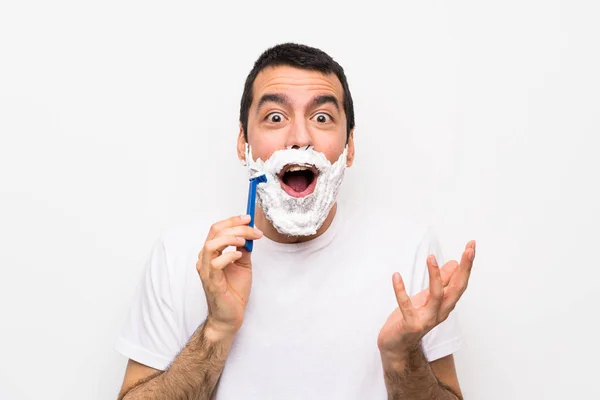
[[115, 200, 466, 399]]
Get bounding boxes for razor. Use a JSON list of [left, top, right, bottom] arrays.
[[243, 174, 267, 252]]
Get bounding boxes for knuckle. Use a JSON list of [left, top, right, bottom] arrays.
[[208, 226, 217, 237], [205, 241, 217, 253], [196, 261, 206, 280], [198, 265, 208, 282], [220, 228, 234, 237]]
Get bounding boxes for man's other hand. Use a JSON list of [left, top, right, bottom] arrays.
[[377, 240, 476, 361]]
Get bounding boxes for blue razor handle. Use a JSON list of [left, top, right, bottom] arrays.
[[244, 174, 267, 252]]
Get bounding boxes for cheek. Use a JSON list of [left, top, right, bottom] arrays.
[[247, 119, 286, 156], [316, 142, 347, 164], [311, 129, 347, 160], [248, 137, 282, 161]]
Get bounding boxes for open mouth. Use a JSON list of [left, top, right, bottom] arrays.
[[278, 164, 319, 198]]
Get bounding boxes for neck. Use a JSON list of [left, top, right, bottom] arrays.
[[255, 203, 338, 244]]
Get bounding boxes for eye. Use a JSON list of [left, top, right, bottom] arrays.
[[266, 112, 284, 123], [313, 113, 332, 124]]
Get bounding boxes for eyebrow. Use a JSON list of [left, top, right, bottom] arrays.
[[255, 93, 341, 115], [308, 95, 340, 112], [256, 93, 292, 115]]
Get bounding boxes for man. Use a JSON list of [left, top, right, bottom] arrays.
[[115, 43, 476, 399]]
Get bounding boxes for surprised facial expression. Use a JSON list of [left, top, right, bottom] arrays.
[[238, 65, 355, 199]]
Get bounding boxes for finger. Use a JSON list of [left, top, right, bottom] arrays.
[[392, 272, 416, 323], [459, 240, 476, 274], [448, 242, 476, 288], [217, 225, 263, 241], [466, 239, 476, 251], [209, 251, 243, 271], [425, 255, 443, 310], [204, 235, 246, 258], [205, 214, 251, 241], [234, 245, 253, 268], [440, 260, 459, 286], [411, 259, 457, 309], [440, 241, 476, 317]]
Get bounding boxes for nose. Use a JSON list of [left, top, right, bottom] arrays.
[[284, 119, 312, 150]]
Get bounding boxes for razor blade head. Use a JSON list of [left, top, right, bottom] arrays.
[[250, 174, 267, 184]]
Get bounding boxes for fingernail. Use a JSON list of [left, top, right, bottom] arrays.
[[392, 272, 401, 284], [430, 255, 438, 267], [241, 214, 251, 220], [235, 251, 242, 257], [469, 249, 475, 261], [254, 227, 263, 235], [236, 237, 246, 244]]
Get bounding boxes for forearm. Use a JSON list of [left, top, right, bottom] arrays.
[[119, 319, 235, 400], [382, 344, 462, 400]]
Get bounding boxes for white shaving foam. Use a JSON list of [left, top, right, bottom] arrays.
[[245, 144, 347, 236]]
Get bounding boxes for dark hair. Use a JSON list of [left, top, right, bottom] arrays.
[[239, 43, 355, 142]]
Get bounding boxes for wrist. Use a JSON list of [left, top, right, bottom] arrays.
[[379, 341, 422, 372], [204, 317, 239, 344]]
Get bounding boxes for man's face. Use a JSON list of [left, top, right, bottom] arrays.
[[238, 65, 354, 197]]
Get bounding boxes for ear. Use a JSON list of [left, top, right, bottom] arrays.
[[345, 129, 355, 167], [237, 124, 246, 163]]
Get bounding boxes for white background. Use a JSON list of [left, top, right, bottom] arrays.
[[1, 1, 599, 399]]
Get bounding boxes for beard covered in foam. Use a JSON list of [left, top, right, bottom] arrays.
[[245, 144, 347, 237]]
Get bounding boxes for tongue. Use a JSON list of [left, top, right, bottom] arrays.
[[286, 174, 309, 192]]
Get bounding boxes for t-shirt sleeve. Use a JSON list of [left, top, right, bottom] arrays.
[[114, 236, 182, 371], [410, 227, 467, 362]]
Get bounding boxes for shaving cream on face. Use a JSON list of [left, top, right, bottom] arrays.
[[245, 144, 347, 237]]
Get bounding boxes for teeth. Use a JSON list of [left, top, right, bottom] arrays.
[[287, 166, 310, 172]]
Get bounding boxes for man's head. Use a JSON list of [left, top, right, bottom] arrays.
[[237, 43, 355, 166], [239, 43, 354, 141], [237, 43, 355, 237]]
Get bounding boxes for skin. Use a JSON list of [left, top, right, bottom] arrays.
[[379, 244, 476, 399], [119, 65, 475, 399], [236, 65, 355, 244]]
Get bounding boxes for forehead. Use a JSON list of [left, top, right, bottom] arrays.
[[251, 65, 344, 106]]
